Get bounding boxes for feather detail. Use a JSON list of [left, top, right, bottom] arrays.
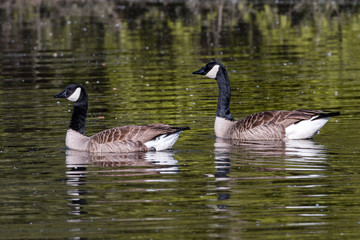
[[65, 125, 189, 153], [218, 110, 339, 140], [87, 125, 185, 153]]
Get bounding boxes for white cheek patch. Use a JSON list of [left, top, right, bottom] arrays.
[[67, 87, 81, 102], [205, 65, 220, 79]]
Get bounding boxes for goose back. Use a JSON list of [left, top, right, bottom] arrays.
[[225, 110, 338, 140], [89, 124, 186, 153]]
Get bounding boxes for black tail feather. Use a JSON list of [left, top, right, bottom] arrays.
[[150, 126, 190, 141], [164, 126, 190, 137], [170, 126, 191, 133], [166, 127, 190, 135], [312, 111, 340, 121]]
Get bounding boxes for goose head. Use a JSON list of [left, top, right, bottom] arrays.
[[192, 61, 234, 121], [54, 84, 87, 103], [192, 61, 225, 80]]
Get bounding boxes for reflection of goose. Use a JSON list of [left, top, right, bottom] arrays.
[[214, 138, 285, 158], [65, 150, 179, 217], [211, 138, 329, 181], [193, 62, 339, 140], [214, 138, 326, 159], [65, 149, 178, 169], [54, 84, 189, 153]]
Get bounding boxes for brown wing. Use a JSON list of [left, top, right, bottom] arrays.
[[88, 124, 186, 153], [230, 110, 325, 140]]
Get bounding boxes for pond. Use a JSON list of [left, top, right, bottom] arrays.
[[1, 0, 360, 239]]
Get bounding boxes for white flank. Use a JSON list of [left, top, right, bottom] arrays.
[[205, 64, 220, 79], [144, 131, 182, 151], [68, 87, 82, 102], [285, 117, 330, 140]]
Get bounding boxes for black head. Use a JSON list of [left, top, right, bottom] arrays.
[[192, 61, 225, 79], [54, 84, 87, 103]]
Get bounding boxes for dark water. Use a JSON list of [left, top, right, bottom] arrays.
[[1, 1, 360, 239]]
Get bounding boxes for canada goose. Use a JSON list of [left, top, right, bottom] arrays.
[[54, 84, 189, 152], [192, 62, 339, 140]]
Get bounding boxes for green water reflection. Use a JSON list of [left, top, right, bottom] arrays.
[[1, 1, 360, 239]]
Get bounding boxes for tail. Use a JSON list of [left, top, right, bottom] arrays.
[[286, 111, 339, 139], [145, 126, 190, 151]]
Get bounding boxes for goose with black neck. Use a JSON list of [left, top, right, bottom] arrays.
[[192, 61, 339, 140], [54, 84, 189, 152]]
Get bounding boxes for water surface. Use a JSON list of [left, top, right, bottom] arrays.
[[1, 1, 360, 239]]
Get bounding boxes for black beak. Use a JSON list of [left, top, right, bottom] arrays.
[[192, 66, 206, 75], [54, 90, 67, 98]]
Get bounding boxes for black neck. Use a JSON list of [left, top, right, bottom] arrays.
[[69, 100, 88, 135], [216, 67, 234, 121]]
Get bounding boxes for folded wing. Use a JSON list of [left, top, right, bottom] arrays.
[[230, 110, 339, 140], [89, 124, 187, 152]]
